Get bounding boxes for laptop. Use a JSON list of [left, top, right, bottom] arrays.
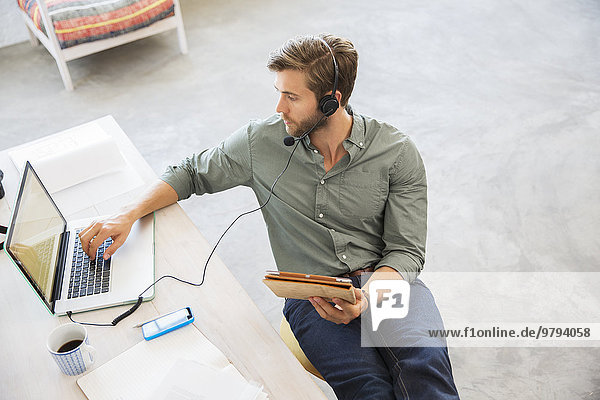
[[3, 161, 155, 315]]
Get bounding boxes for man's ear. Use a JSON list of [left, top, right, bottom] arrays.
[[334, 90, 343, 104]]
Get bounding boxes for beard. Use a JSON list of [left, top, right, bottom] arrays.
[[285, 109, 328, 138]]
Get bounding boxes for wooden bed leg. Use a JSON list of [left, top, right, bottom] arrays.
[[56, 57, 74, 91], [27, 26, 40, 46], [173, 0, 188, 54]]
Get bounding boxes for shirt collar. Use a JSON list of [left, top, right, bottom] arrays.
[[344, 106, 366, 149], [302, 104, 365, 150]]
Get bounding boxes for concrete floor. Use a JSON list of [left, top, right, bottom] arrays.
[[1, 0, 599, 399]]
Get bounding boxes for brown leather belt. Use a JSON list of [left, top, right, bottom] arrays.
[[341, 266, 375, 278]]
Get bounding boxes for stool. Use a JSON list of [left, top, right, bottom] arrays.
[[279, 318, 324, 380]]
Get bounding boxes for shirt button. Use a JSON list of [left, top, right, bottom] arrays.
[[319, 213, 324, 218], [331, 229, 335, 232], [313, 149, 319, 154], [320, 179, 325, 185], [342, 254, 347, 260], [359, 142, 364, 147]]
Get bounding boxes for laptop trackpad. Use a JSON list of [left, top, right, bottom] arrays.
[[109, 214, 155, 299]]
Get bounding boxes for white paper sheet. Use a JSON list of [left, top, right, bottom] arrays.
[[152, 359, 266, 400], [9, 122, 126, 193], [76, 326, 235, 400], [8, 121, 145, 215]]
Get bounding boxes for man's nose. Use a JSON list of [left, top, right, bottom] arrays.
[[275, 95, 287, 114]]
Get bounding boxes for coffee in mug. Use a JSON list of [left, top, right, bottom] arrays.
[[47, 323, 96, 376], [57, 339, 84, 353]]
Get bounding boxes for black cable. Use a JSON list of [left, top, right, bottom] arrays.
[[66, 296, 142, 327], [67, 311, 113, 327], [67, 140, 302, 327], [0, 225, 6, 251], [141, 140, 300, 296]]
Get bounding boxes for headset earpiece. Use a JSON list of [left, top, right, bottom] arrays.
[[319, 94, 339, 117], [318, 37, 340, 117]]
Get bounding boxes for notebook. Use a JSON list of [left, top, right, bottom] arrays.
[[3, 161, 155, 315], [77, 325, 269, 400]]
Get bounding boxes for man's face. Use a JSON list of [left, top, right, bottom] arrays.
[[274, 70, 325, 137]]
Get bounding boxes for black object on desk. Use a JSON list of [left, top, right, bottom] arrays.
[[0, 169, 5, 250], [0, 169, 4, 199]]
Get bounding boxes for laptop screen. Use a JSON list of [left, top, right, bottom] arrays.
[[6, 162, 66, 308]]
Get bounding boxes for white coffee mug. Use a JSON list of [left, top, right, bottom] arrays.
[[47, 323, 96, 376]]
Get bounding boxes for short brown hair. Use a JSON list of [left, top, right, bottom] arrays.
[[267, 34, 358, 107]]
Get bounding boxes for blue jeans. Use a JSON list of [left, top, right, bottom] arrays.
[[283, 277, 460, 400]]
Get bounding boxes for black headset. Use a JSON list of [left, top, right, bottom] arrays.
[[317, 37, 340, 117]]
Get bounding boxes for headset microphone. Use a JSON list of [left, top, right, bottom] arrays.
[[283, 136, 296, 146], [282, 113, 328, 146]]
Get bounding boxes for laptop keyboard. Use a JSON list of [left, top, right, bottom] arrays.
[[67, 229, 112, 299]]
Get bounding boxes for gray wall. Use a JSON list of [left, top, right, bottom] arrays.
[[0, 2, 30, 48]]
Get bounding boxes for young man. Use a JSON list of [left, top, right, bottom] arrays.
[[80, 34, 460, 399]]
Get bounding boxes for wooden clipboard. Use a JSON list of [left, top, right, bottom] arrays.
[[263, 270, 357, 304]]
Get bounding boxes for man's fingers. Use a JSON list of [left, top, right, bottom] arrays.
[[86, 230, 111, 260], [311, 297, 346, 322], [79, 214, 134, 260], [308, 297, 329, 320], [331, 290, 366, 319], [332, 297, 353, 307], [357, 288, 369, 313], [351, 288, 369, 313], [78, 221, 95, 238], [354, 287, 363, 301], [79, 221, 99, 254], [103, 238, 124, 260]]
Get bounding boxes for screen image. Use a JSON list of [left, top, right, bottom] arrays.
[[7, 164, 65, 303]]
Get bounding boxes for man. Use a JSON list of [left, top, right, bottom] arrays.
[[80, 34, 459, 399]]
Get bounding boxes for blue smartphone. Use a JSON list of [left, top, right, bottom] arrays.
[[142, 307, 194, 341]]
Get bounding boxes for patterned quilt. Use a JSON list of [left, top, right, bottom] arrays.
[[18, 0, 175, 49]]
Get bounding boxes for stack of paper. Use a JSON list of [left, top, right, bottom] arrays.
[[154, 359, 267, 400], [9, 122, 127, 193], [77, 325, 269, 400], [8, 120, 144, 215]]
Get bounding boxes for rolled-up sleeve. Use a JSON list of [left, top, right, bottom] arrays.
[[160, 124, 253, 200], [375, 137, 427, 283]]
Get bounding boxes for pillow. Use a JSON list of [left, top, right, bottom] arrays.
[[17, 0, 175, 49]]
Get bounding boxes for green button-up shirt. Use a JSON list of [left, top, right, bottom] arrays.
[[160, 108, 427, 283]]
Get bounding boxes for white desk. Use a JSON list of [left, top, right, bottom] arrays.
[[0, 116, 326, 399]]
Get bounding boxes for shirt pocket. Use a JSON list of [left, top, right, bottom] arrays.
[[339, 170, 388, 219]]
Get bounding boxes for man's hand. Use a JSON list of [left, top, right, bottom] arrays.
[[78, 180, 178, 260], [308, 287, 368, 325], [79, 212, 136, 260]]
